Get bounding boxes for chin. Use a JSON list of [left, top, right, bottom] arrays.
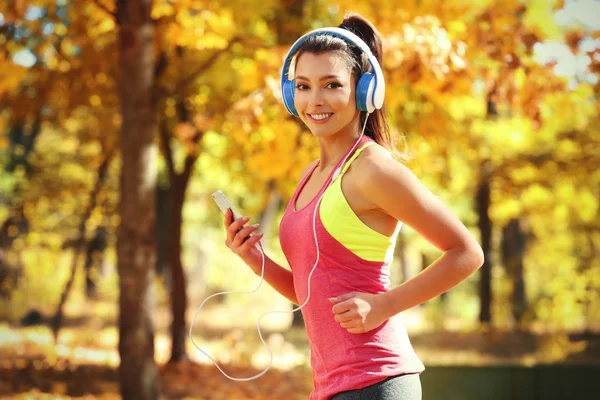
[[309, 128, 336, 138], [306, 122, 340, 136]]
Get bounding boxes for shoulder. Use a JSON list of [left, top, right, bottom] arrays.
[[352, 142, 447, 229], [298, 159, 319, 183], [353, 142, 414, 189], [350, 143, 484, 258]]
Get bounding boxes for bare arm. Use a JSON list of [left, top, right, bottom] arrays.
[[223, 159, 320, 306], [357, 149, 484, 318], [224, 208, 298, 305]]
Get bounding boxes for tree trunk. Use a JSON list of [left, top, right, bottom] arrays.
[[477, 160, 493, 324], [257, 180, 281, 242], [501, 218, 527, 325], [116, 1, 159, 399], [168, 176, 188, 363], [477, 76, 499, 326], [158, 95, 203, 364], [0, 206, 27, 299], [292, 307, 305, 327], [155, 182, 171, 291], [84, 225, 108, 299], [395, 229, 408, 282]]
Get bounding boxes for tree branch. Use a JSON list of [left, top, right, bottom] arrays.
[[154, 52, 168, 81], [92, 0, 116, 19], [168, 36, 243, 96], [177, 152, 198, 189], [50, 148, 115, 339], [159, 119, 176, 181]]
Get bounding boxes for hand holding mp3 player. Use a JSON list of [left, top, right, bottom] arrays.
[[192, 191, 268, 381], [212, 190, 263, 253]]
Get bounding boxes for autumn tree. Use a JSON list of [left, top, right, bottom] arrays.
[[116, 0, 159, 398], [225, 0, 600, 330], [1, 2, 598, 376]]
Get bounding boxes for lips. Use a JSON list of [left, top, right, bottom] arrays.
[[307, 113, 333, 124]]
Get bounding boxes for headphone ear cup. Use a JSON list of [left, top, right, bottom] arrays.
[[356, 73, 376, 113], [282, 79, 298, 117]]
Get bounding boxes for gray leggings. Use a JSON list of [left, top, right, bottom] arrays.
[[331, 373, 422, 400]]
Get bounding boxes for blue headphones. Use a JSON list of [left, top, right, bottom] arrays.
[[280, 27, 386, 117]]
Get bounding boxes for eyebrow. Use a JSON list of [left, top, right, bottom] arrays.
[[295, 75, 342, 81]]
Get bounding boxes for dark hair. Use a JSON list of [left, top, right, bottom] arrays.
[[293, 12, 407, 160]]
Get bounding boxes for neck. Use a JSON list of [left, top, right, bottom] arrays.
[[317, 118, 365, 172]]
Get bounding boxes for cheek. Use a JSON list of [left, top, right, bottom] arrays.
[[323, 86, 353, 110], [293, 91, 308, 109], [333, 88, 355, 113], [334, 93, 354, 109]]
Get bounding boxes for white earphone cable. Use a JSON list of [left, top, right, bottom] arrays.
[[190, 114, 370, 380]]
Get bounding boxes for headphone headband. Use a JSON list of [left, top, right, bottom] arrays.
[[280, 27, 385, 114]]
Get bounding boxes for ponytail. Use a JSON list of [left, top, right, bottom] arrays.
[[338, 12, 408, 161]]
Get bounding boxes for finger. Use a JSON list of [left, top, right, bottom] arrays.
[[233, 224, 260, 247], [232, 215, 250, 231], [339, 320, 357, 329], [334, 311, 353, 323], [224, 208, 233, 227], [233, 224, 259, 247], [332, 300, 354, 315], [330, 292, 356, 304], [226, 215, 250, 242], [347, 327, 363, 334], [239, 232, 264, 252]]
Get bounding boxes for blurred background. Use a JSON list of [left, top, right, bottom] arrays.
[[0, 0, 599, 399]]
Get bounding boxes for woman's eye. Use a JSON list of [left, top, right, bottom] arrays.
[[326, 82, 342, 89], [296, 84, 308, 90]]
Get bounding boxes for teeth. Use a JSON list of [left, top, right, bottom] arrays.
[[310, 113, 332, 120]]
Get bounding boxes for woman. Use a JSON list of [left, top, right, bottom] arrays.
[[224, 12, 484, 400]]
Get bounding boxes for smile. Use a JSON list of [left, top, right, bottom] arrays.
[[307, 113, 333, 124]]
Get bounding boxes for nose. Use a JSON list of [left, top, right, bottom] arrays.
[[308, 88, 324, 107]]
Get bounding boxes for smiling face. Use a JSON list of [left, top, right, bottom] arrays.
[[293, 52, 360, 139]]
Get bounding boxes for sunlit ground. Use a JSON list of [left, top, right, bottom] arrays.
[[0, 285, 598, 399], [0, 304, 595, 370]]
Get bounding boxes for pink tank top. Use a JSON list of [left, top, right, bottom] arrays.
[[279, 136, 425, 400]]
